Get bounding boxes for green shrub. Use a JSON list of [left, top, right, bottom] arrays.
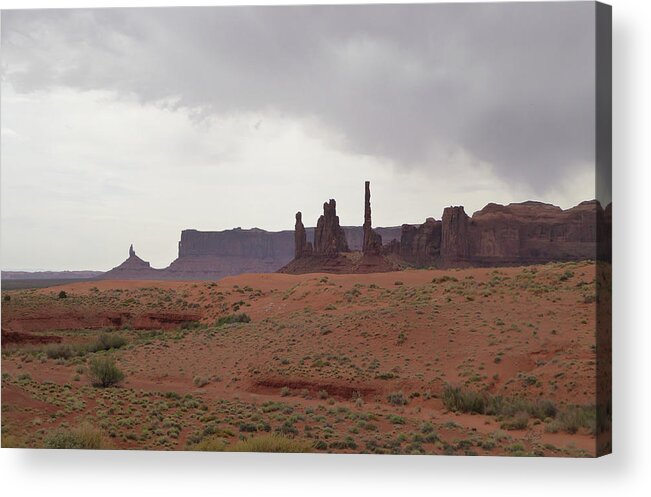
[[45, 344, 77, 360], [548, 406, 596, 434], [216, 313, 251, 327], [87, 333, 127, 353], [193, 376, 210, 387], [231, 435, 312, 453], [313, 440, 328, 450], [238, 422, 259, 433], [442, 384, 558, 421], [375, 372, 398, 380], [44, 424, 104, 449], [388, 414, 406, 425], [190, 436, 228, 451], [500, 411, 530, 430], [88, 357, 124, 387], [3, 295, 10, 302], [280, 386, 292, 397], [58, 291, 68, 299], [387, 391, 408, 406], [442, 385, 486, 413]]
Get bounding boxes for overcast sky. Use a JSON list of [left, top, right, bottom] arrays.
[[1, 3, 598, 271]]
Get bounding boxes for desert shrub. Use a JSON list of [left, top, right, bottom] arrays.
[[3, 295, 10, 302], [480, 439, 497, 450], [529, 399, 558, 420], [500, 411, 530, 430], [442, 384, 559, 423], [420, 422, 435, 434], [505, 442, 526, 454], [2, 431, 27, 448], [87, 333, 127, 353], [313, 440, 328, 450], [193, 376, 210, 387], [231, 434, 312, 453], [58, 291, 68, 299], [547, 406, 596, 434], [328, 436, 358, 450], [487, 396, 557, 421], [190, 436, 228, 451], [238, 422, 259, 433], [44, 424, 104, 449], [317, 389, 329, 400], [88, 357, 124, 387], [375, 372, 398, 380], [387, 391, 408, 406], [280, 386, 291, 397], [388, 415, 406, 425], [442, 384, 486, 414], [216, 313, 251, 327], [45, 344, 77, 360]]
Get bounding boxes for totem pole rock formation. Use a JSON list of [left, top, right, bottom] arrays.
[[314, 199, 349, 255], [362, 181, 383, 256], [129, 244, 136, 257], [294, 211, 313, 258]]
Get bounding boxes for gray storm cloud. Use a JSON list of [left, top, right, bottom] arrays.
[[1, 2, 595, 192]]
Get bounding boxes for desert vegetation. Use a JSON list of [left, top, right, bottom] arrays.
[[1, 261, 607, 456]]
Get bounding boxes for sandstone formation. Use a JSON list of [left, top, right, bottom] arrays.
[[282, 181, 609, 275], [280, 185, 401, 275], [95, 225, 400, 281], [398, 200, 608, 268], [102, 245, 164, 280], [343, 226, 402, 251], [93, 181, 609, 280], [165, 228, 295, 280], [362, 181, 383, 256], [294, 212, 313, 259], [398, 217, 442, 266], [314, 199, 349, 255], [441, 206, 470, 265], [278, 185, 398, 274]]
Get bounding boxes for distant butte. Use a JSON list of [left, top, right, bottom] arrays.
[[98, 182, 611, 280], [101, 244, 162, 280], [279, 181, 611, 275]]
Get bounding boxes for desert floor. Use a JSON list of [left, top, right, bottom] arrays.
[[1, 261, 608, 456]]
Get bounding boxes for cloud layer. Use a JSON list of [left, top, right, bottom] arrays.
[[1, 4, 597, 270], [3, 4, 595, 188]]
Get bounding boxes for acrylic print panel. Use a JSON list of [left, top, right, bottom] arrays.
[[0, 2, 611, 457]]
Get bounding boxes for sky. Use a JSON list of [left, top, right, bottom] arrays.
[[1, 3, 598, 271]]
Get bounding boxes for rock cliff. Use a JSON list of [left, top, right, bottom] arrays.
[[98, 183, 609, 280], [398, 200, 607, 268], [314, 199, 349, 255]]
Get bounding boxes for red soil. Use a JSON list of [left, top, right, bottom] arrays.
[[1, 261, 607, 456]]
